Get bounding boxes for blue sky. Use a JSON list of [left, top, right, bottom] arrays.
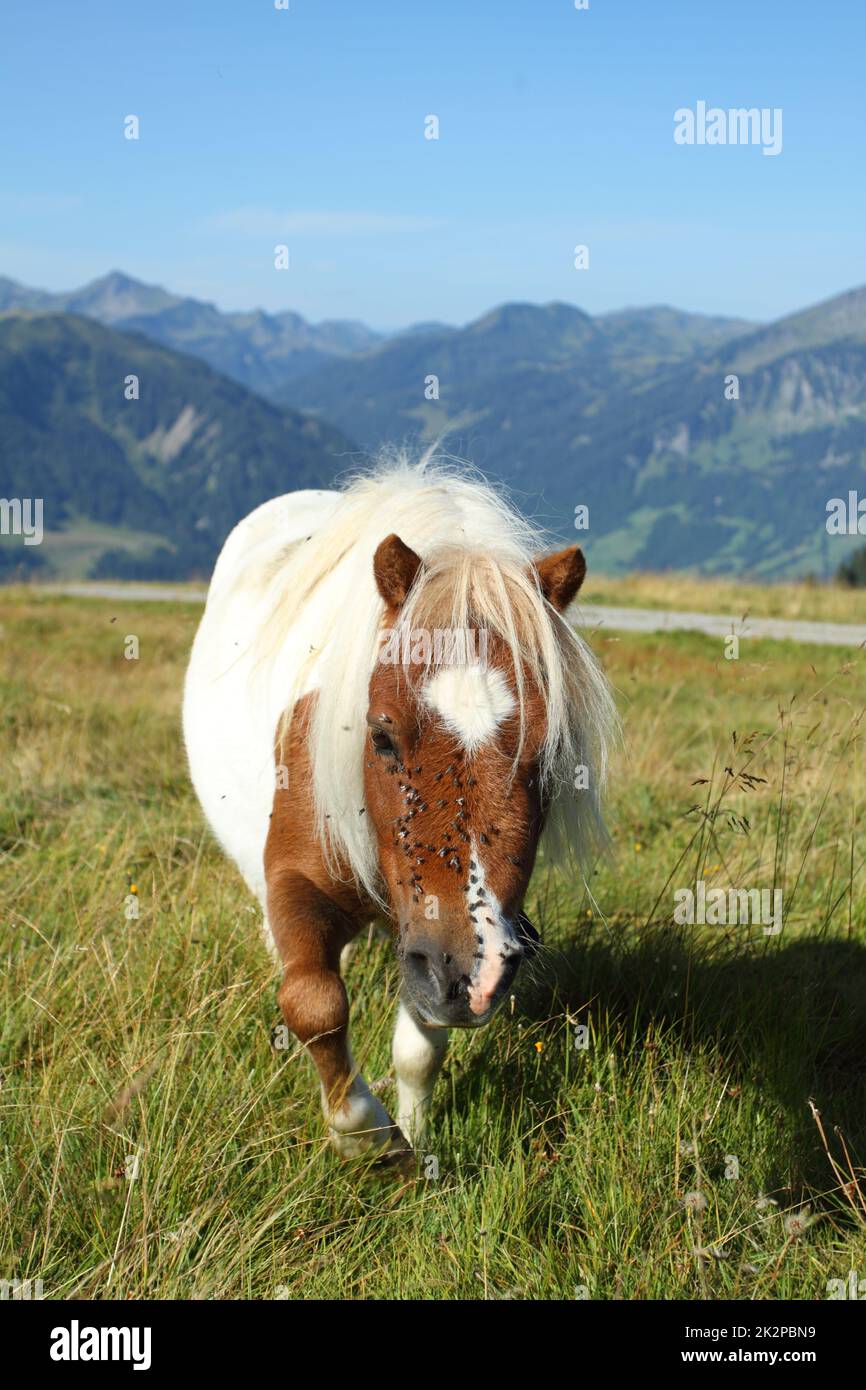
[[1, 0, 863, 329]]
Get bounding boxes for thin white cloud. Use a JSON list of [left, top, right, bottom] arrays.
[[202, 207, 444, 236]]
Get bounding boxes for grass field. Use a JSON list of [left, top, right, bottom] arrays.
[[581, 570, 866, 625], [1, 585, 865, 1300]]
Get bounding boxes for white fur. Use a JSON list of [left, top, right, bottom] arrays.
[[423, 664, 516, 750], [322, 1073, 398, 1158], [392, 1002, 449, 1145], [183, 488, 342, 906], [467, 839, 523, 1016]]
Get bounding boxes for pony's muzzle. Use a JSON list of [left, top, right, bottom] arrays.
[[401, 931, 523, 1027], [403, 939, 471, 1020]]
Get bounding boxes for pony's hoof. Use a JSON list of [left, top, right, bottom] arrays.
[[328, 1126, 390, 1160], [377, 1129, 415, 1174], [326, 1085, 404, 1160], [327, 1119, 414, 1172]]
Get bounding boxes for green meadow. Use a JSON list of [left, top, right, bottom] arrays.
[[1, 586, 864, 1299]]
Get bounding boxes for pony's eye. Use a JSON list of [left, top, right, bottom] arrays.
[[370, 727, 397, 757]]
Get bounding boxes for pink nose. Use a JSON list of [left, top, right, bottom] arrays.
[[468, 947, 522, 1015], [468, 985, 496, 1016]]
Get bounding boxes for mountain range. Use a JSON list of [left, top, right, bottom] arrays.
[[278, 290, 866, 577], [0, 312, 351, 580], [0, 271, 392, 397], [1, 270, 865, 581]]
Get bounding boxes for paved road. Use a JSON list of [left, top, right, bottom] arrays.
[[43, 582, 209, 604], [580, 603, 866, 649], [35, 583, 866, 649]]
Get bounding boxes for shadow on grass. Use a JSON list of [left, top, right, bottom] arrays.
[[457, 924, 866, 1205]]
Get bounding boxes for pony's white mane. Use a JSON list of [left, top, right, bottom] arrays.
[[257, 448, 619, 899]]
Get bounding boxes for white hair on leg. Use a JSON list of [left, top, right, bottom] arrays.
[[320, 1044, 401, 1158], [392, 1000, 449, 1147], [322, 1078, 398, 1158]]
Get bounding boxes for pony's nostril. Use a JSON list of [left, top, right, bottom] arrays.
[[404, 944, 472, 1012], [406, 948, 441, 994]]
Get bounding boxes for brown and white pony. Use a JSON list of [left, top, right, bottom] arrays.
[[183, 456, 616, 1160]]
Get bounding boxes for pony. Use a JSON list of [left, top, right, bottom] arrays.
[[183, 452, 617, 1162]]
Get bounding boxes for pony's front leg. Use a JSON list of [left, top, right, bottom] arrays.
[[392, 1001, 449, 1147], [268, 872, 408, 1160]]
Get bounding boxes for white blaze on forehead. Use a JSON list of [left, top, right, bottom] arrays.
[[422, 664, 515, 750]]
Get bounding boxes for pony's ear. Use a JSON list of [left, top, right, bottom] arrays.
[[533, 544, 586, 612], [373, 533, 423, 607]]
